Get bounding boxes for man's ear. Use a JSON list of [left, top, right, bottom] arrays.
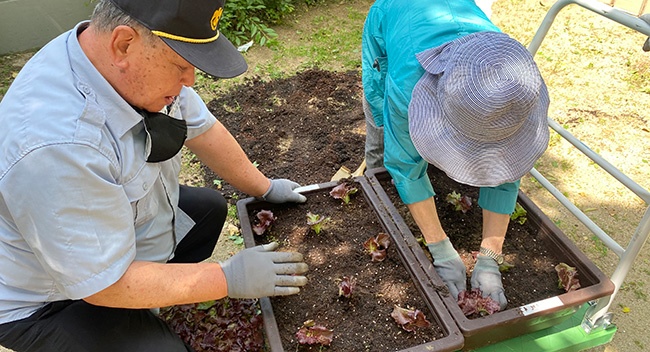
[[109, 25, 138, 69]]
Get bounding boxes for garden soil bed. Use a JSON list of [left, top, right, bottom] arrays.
[[202, 69, 612, 350], [237, 179, 462, 351], [374, 165, 567, 310], [367, 166, 614, 349], [205, 68, 574, 307]]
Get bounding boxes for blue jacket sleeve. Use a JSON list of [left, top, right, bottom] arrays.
[[478, 180, 521, 214], [361, 7, 387, 127]]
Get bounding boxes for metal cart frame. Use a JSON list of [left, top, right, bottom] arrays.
[[477, 0, 650, 350]]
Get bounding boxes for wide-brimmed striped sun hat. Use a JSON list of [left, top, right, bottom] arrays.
[[409, 31, 550, 187]]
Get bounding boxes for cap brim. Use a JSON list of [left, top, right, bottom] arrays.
[[162, 34, 248, 79]]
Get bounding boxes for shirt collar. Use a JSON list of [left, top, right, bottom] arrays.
[[67, 21, 144, 137]]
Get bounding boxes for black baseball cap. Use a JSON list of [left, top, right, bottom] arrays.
[[108, 0, 247, 78]]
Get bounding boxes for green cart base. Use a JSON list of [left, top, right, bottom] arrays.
[[470, 303, 617, 352]]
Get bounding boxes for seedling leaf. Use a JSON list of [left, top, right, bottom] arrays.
[[338, 275, 357, 298], [252, 210, 275, 236], [446, 191, 472, 213], [510, 203, 528, 225], [363, 233, 391, 262], [457, 288, 502, 316], [330, 180, 359, 204], [295, 320, 334, 346], [390, 305, 431, 332], [555, 262, 581, 292], [306, 212, 330, 235]]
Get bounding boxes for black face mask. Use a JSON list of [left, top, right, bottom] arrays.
[[140, 110, 188, 163]]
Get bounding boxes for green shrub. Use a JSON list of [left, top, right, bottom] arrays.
[[221, 0, 325, 46]]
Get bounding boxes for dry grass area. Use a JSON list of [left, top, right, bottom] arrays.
[[496, 1, 650, 351]]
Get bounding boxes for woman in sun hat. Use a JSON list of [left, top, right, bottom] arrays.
[[362, 0, 550, 310]]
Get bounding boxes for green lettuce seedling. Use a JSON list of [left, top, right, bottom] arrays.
[[306, 212, 330, 235]]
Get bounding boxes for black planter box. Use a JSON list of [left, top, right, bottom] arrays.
[[237, 176, 464, 352], [364, 167, 615, 350]]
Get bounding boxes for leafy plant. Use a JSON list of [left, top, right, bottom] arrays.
[[337, 275, 357, 298], [329, 180, 358, 204], [457, 288, 501, 316], [555, 262, 581, 292], [363, 233, 391, 262], [252, 209, 275, 235], [306, 211, 330, 234], [446, 191, 472, 213], [228, 235, 244, 245], [295, 320, 334, 346], [510, 202, 528, 225], [390, 305, 431, 332], [160, 298, 264, 352]]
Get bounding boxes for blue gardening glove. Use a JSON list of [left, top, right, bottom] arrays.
[[427, 238, 467, 300], [471, 255, 507, 310], [261, 179, 307, 203], [220, 242, 308, 298]]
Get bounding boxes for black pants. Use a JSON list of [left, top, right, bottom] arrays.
[[0, 185, 227, 352]]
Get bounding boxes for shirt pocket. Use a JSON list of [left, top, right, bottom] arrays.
[[123, 164, 160, 227], [367, 56, 388, 127]]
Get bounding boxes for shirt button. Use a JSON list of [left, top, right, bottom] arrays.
[[142, 183, 148, 190]]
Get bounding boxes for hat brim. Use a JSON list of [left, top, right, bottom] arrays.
[[409, 67, 550, 188], [162, 34, 248, 79], [408, 32, 550, 187]]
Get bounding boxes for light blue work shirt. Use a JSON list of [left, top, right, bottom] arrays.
[[0, 22, 216, 324], [362, 0, 520, 213]]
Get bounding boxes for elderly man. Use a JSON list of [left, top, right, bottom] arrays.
[[0, 0, 308, 350]]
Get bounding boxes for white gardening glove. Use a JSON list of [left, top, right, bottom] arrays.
[[220, 242, 308, 298], [261, 179, 307, 203], [427, 238, 467, 300], [471, 255, 507, 310]]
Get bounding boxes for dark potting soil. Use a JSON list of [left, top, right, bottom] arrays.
[[247, 183, 447, 351], [204, 68, 366, 197], [182, 68, 572, 350], [376, 166, 567, 312]]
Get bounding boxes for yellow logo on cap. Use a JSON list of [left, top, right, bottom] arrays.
[[211, 8, 223, 31]]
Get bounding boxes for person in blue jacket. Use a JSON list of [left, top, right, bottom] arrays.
[[362, 0, 550, 310], [0, 0, 309, 350]]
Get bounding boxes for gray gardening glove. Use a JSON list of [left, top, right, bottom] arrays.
[[427, 238, 467, 300], [220, 242, 308, 298], [471, 255, 507, 310], [261, 179, 307, 203]]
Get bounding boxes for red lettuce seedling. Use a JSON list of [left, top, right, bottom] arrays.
[[295, 320, 334, 346], [363, 233, 391, 262], [457, 288, 502, 316], [252, 209, 275, 236], [390, 305, 431, 332], [306, 212, 330, 235], [160, 298, 264, 352], [337, 275, 357, 298], [329, 181, 358, 204], [446, 191, 472, 213], [555, 262, 581, 292]]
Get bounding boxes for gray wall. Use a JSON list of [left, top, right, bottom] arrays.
[[0, 0, 94, 55]]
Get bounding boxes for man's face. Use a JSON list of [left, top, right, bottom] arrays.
[[123, 33, 196, 112]]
